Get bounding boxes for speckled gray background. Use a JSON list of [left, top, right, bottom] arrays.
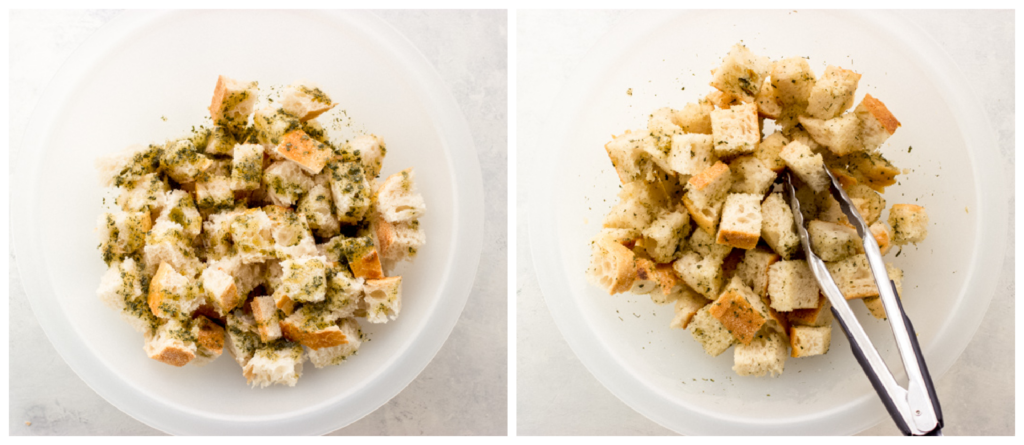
[[516, 10, 1014, 436], [9, 9, 507, 436]]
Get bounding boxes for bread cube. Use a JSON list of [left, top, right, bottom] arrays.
[[754, 77, 783, 119], [587, 232, 638, 295], [630, 257, 659, 295], [767, 260, 819, 311], [671, 100, 714, 134], [338, 134, 385, 180], [97, 144, 164, 188], [806, 66, 862, 119], [675, 251, 726, 300], [604, 130, 663, 184], [279, 255, 328, 303], [116, 173, 169, 217], [771, 57, 817, 106], [668, 133, 717, 178], [759, 193, 800, 259], [280, 83, 336, 122], [158, 190, 203, 239], [296, 182, 340, 237], [728, 156, 777, 195], [199, 264, 240, 317], [682, 161, 734, 235], [363, 276, 402, 324], [808, 219, 861, 261], [275, 129, 333, 175], [688, 305, 736, 357], [855, 94, 901, 151], [716, 193, 762, 250], [322, 159, 372, 224], [736, 247, 780, 298], [324, 264, 365, 320], [323, 235, 385, 279], [710, 44, 772, 103], [711, 102, 760, 159], [862, 270, 904, 320], [709, 277, 769, 345], [144, 317, 198, 367], [250, 295, 283, 342], [642, 208, 690, 263], [374, 216, 426, 268], [888, 204, 929, 245], [254, 107, 302, 146], [203, 126, 237, 156], [224, 311, 261, 367], [243, 341, 304, 388], [229, 208, 276, 264], [376, 168, 426, 224], [733, 331, 788, 377], [161, 139, 214, 184], [230, 143, 264, 191], [845, 151, 899, 192], [786, 293, 833, 327], [648, 107, 684, 150], [790, 325, 832, 358], [870, 221, 895, 255], [845, 183, 886, 225], [706, 89, 740, 109], [148, 262, 201, 319], [688, 226, 732, 261], [143, 220, 199, 277], [813, 192, 849, 225], [798, 113, 863, 156], [208, 75, 258, 130], [97, 259, 158, 333], [306, 318, 363, 368], [191, 315, 225, 367], [669, 287, 710, 329], [826, 254, 903, 300], [780, 140, 830, 193], [774, 102, 806, 135], [196, 175, 235, 214], [263, 160, 315, 207], [603, 181, 663, 231], [97, 211, 152, 265], [281, 305, 344, 350], [263, 205, 318, 259], [754, 132, 789, 173], [648, 264, 684, 302]]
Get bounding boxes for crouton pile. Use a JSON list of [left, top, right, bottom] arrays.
[[95, 76, 426, 388], [587, 44, 929, 377]]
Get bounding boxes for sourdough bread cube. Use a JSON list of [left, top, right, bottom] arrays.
[[825, 254, 904, 300], [158, 190, 202, 239], [306, 318, 363, 368], [345, 134, 387, 180], [631, 258, 659, 295], [709, 43, 772, 103], [888, 204, 929, 245], [798, 113, 864, 156], [363, 276, 402, 324], [733, 331, 787, 377], [209, 255, 264, 298], [144, 219, 199, 277], [97, 259, 158, 333], [682, 161, 734, 235], [116, 173, 169, 216], [675, 250, 727, 300], [279, 256, 328, 303], [323, 158, 372, 224], [760, 193, 800, 259], [845, 183, 886, 225], [328, 235, 385, 279], [280, 304, 349, 350], [254, 107, 302, 147], [199, 264, 241, 317], [276, 129, 333, 175], [297, 183, 340, 238], [754, 76, 783, 119], [642, 208, 691, 263], [587, 231, 638, 295], [224, 311, 261, 367], [97, 144, 163, 188], [374, 216, 426, 268], [845, 151, 900, 192], [755, 132, 789, 173], [605, 130, 663, 184], [786, 293, 833, 327], [790, 325, 832, 358], [788, 127, 824, 153], [264, 205, 318, 260], [671, 100, 715, 134], [324, 264, 365, 319], [191, 315, 226, 367], [202, 210, 241, 261], [711, 102, 760, 159], [829, 167, 859, 189], [774, 102, 806, 135], [205, 126, 238, 156], [717, 193, 763, 250], [264, 160, 315, 207], [688, 305, 736, 357], [767, 260, 819, 311], [728, 156, 777, 195], [855, 94, 901, 151], [377, 168, 426, 223], [230, 208, 276, 264], [668, 133, 717, 177], [669, 287, 710, 329], [196, 175, 235, 214], [280, 83, 336, 122], [251, 295, 283, 342], [243, 341, 304, 388], [603, 181, 664, 231], [144, 317, 198, 367], [208, 75, 258, 131], [230, 143, 264, 191], [870, 221, 895, 255], [97, 211, 152, 265], [148, 262, 201, 319], [807, 66, 862, 119], [648, 107, 684, 151], [780, 140, 830, 193], [160, 139, 214, 184], [808, 219, 861, 261], [709, 276, 770, 345], [688, 226, 732, 261], [736, 247, 780, 298], [771, 57, 817, 106], [706, 89, 739, 109], [649, 264, 684, 302]]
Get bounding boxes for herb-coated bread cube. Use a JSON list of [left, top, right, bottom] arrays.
[[144, 317, 198, 367], [888, 204, 928, 245], [196, 175, 235, 214], [587, 231, 638, 295], [669, 287, 710, 329], [688, 226, 732, 261], [254, 107, 302, 147], [263, 205, 318, 260], [786, 293, 833, 327], [728, 155, 777, 195], [709, 276, 770, 345], [688, 304, 736, 357], [716, 193, 763, 250], [208, 75, 258, 131], [855, 94, 901, 151], [754, 132, 789, 173], [668, 133, 717, 177], [251, 295, 283, 342], [96, 144, 163, 188], [279, 255, 328, 303], [760, 193, 800, 259], [845, 183, 886, 225], [711, 102, 760, 159], [780, 140, 830, 193], [671, 100, 715, 134], [845, 151, 899, 192], [641, 207, 691, 263], [754, 76, 783, 119], [242, 341, 304, 388], [797, 113, 863, 156], [675, 250, 727, 300], [710, 44, 772, 103], [870, 221, 895, 255], [682, 161, 734, 235], [806, 66, 862, 119], [97, 211, 152, 265], [306, 318, 363, 368], [263, 160, 315, 207], [322, 158, 372, 224], [160, 139, 214, 184], [280, 82, 336, 122], [767, 259, 819, 311], [808, 219, 861, 262], [363, 276, 402, 324], [275, 129, 333, 175], [733, 331, 787, 377], [199, 264, 241, 317], [148, 262, 201, 319], [790, 325, 832, 358], [205, 126, 238, 156], [736, 247, 780, 298], [190, 315, 225, 367], [230, 208, 276, 264], [771, 57, 817, 106]]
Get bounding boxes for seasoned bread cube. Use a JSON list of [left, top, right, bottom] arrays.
[[641, 208, 690, 263], [254, 107, 301, 147], [376, 168, 426, 223], [157, 190, 203, 239], [280, 305, 348, 350], [143, 219, 200, 277], [688, 226, 732, 261], [870, 221, 895, 255], [806, 66, 862, 119], [709, 277, 769, 345], [671, 100, 714, 134], [754, 132, 789, 173], [814, 192, 849, 225], [771, 57, 816, 106], [191, 315, 226, 367], [797, 113, 863, 156], [205, 126, 238, 156], [97, 211, 152, 265], [159, 139, 214, 184], [243, 341, 304, 388], [648, 264, 684, 303], [767, 259, 819, 311], [144, 318, 198, 367], [733, 331, 787, 377], [363, 276, 402, 324], [682, 161, 733, 235], [716, 193, 762, 250], [790, 325, 832, 358], [323, 158, 372, 224], [668, 133, 717, 177], [669, 287, 710, 329], [323, 264, 365, 320], [603, 181, 664, 231], [279, 256, 328, 303], [845, 184, 886, 225], [224, 311, 261, 367], [306, 318, 363, 368], [321, 235, 384, 279], [263, 160, 315, 207], [709, 44, 771, 103], [845, 151, 899, 192], [754, 76, 783, 119], [201, 210, 241, 261], [196, 175, 235, 214], [199, 264, 240, 317], [706, 89, 740, 109], [208, 75, 258, 131], [374, 216, 425, 268], [675, 250, 727, 300], [808, 219, 861, 262], [826, 254, 903, 300], [855, 94, 901, 151], [648, 107, 684, 150], [888, 204, 929, 245], [275, 129, 333, 175], [780, 140, 830, 193], [711, 102, 760, 159], [263, 205, 318, 259], [280, 83, 336, 122], [630, 257, 659, 295], [147, 262, 201, 319], [688, 305, 736, 357], [96, 144, 163, 188], [605, 130, 663, 184], [587, 232, 637, 295], [231, 143, 265, 191], [760, 193, 800, 259], [116, 173, 169, 216], [97, 259, 158, 333], [230, 208, 276, 264], [786, 293, 833, 327], [728, 156, 777, 195], [251, 295, 283, 342], [736, 247, 780, 298], [345, 134, 387, 180]]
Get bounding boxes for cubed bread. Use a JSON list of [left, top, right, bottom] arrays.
[[191, 315, 225, 367], [862, 269, 904, 320], [322, 235, 384, 279], [196, 175, 235, 214], [322, 158, 372, 224], [855, 94, 901, 151], [96, 143, 163, 188], [323, 264, 365, 320], [688, 226, 732, 261], [158, 190, 202, 239], [669, 287, 710, 329], [754, 76, 783, 119], [682, 161, 734, 235], [376, 168, 426, 224], [205, 126, 238, 156], [280, 83, 336, 122], [845, 183, 886, 225], [296, 182, 340, 238], [806, 66, 862, 119], [648, 107, 684, 150], [797, 113, 863, 156], [706, 89, 740, 109], [790, 325, 832, 358], [280, 305, 347, 350], [263, 205, 318, 259], [675, 250, 727, 300], [275, 129, 333, 175], [709, 43, 771, 103], [736, 247, 780, 298], [767, 260, 819, 311], [825, 254, 903, 300], [363, 276, 402, 324], [845, 151, 899, 192], [199, 264, 240, 317], [603, 181, 663, 231], [307, 318, 363, 368], [649, 264, 684, 301], [143, 219, 199, 277], [278, 256, 328, 303], [641, 208, 691, 263], [144, 318, 198, 367], [771, 57, 816, 106], [709, 276, 770, 345], [888, 204, 929, 245], [716, 193, 762, 250], [630, 257, 659, 295], [870, 221, 895, 255], [148, 262, 201, 319], [829, 167, 859, 189], [668, 133, 717, 177], [605, 130, 662, 184], [671, 100, 715, 134], [808, 219, 861, 261], [779, 140, 830, 193], [242, 342, 304, 388], [263, 160, 315, 207], [814, 192, 849, 225], [97, 259, 158, 333], [374, 216, 426, 268], [230, 143, 264, 191], [760, 193, 800, 259], [733, 331, 787, 377], [587, 232, 638, 295], [251, 295, 283, 342], [254, 107, 302, 147], [230, 208, 276, 264], [786, 293, 833, 327], [728, 156, 777, 195], [160, 139, 214, 184], [97, 211, 152, 265], [775, 102, 807, 135], [208, 75, 258, 131], [116, 173, 169, 217], [224, 311, 261, 367], [754, 132, 789, 173], [345, 134, 387, 180], [711, 102, 760, 159], [688, 305, 736, 357]]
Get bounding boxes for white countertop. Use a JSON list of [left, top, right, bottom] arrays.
[[516, 10, 1015, 436], [8, 9, 508, 436]]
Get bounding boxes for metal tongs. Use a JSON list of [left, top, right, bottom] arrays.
[[784, 168, 943, 436]]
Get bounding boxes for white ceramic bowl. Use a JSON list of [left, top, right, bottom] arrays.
[[12, 10, 483, 435], [528, 10, 1007, 435]]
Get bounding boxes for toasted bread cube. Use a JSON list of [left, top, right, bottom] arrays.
[[767, 260, 819, 311], [710, 44, 771, 103], [204, 125, 238, 156], [160, 139, 214, 184], [754, 77, 783, 119], [797, 113, 863, 156], [603, 181, 663, 231], [760, 193, 800, 259], [363, 276, 402, 324], [377, 168, 426, 223], [771, 57, 816, 106], [191, 315, 226, 367], [306, 318, 363, 368], [674, 251, 726, 300], [845, 151, 899, 192], [736, 247, 780, 298], [297, 181, 340, 238], [243, 341, 304, 388], [709, 277, 769, 345], [649, 264, 684, 304], [324, 264, 365, 319], [199, 264, 240, 317], [729, 156, 777, 195], [280, 83, 336, 122], [254, 107, 302, 146], [814, 192, 850, 225], [143, 220, 199, 277], [754, 132, 789, 173], [374, 216, 425, 268], [230, 208, 276, 264], [689, 305, 736, 357], [806, 66, 861, 119], [148, 262, 201, 319], [322, 159, 372, 224], [630, 257, 659, 295], [669, 287, 710, 329], [97, 259, 158, 333], [344, 134, 387, 180], [790, 325, 832, 358], [780, 141, 829, 193], [825, 254, 903, 300], [829, 167, 859, 189], [97, 211, 152, 265], [322, 235, 384, 279], [208, 75, 258, 130], [263, 160, 315, 207], [717, 193, 762, 250], [688, 226, 732, 261], [648, 107, 684, 150], [158, 190, 202, 239], [251, 296, 283, 342], [711, 102, 760, 159], [665, 101, 711, 133], [774, 102, 806, 135], [682, 162, 734, 235], [706, 89, 740, 109], [787, 293, 833, 327], [808, 219, 861, 261], [279, 256, 328, 303], [587, 232, 638, 295], [668, 133, 717, 177], [144, 318, 198, 367], [230, 143, 264, 191], [733, 331, 788, 377], [97, 144, 164, 188], [224, 311, 261, 367], [116, 173, 169, 216], [195, 175, 234, 214], [845, 184, 886, 225], [275, 129, 333, 175], [855, 94, 901, 151], [870, 221, 895, 255], [605, 130, 664, 184], [888, 204, 929, 245], [201, 210, 240, 261], [642, 208, 691, 263], [862, 271, 903, 319], [263, 205, 318, 259]]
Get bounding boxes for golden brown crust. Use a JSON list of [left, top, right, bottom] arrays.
[[276, 129, 332, 174], [195, 316, 225, 355], [595, 236, 637, 295], [349, 247, 384, 280], [149, 345, 195, 367], [251, 296, 279, 341], [208, 75, 230, 123], [273, 292, 296, 316], [148, 262, 174, 318], [716, 229, 759, 250], [681, 195, 716, 236], [861, 94, 900, 134], [708, 290, 766, 345], [829, 167, 858, 189], [687, 161, 731, 191], [280, 319, 348, 350], [653, 264, 681, 295], [193, 303, 226, 325]]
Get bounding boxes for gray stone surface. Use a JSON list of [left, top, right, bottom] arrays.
[[516, 9, 1013, 436], [9, 9, 507, 436]]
